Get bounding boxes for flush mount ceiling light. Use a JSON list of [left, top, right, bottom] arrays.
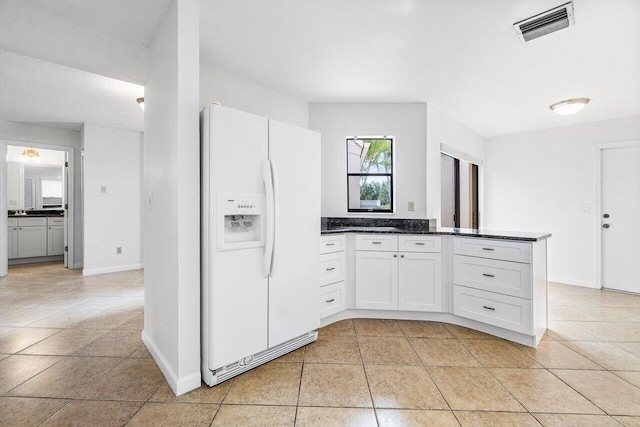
[[136, 97, 144, 111], [549, 98, 590, 115], [22, 148, 40, 158]]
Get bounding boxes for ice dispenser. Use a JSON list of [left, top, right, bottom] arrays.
[[217, 192, 265, 251]]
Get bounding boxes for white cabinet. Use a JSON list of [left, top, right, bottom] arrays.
[[8, 225, 19, 259], [355, 234, 442, 312], [398, 252, 442, 312], [355, 250, 398, 310], [453, 237, 547, 341], [47, 226, 65, 255], [8, 216, 65, 259], [18, 225, 47, 258], [320, 235, 347, 318]]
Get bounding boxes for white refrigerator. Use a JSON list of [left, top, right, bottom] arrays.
[[201, 104, 320, 386]]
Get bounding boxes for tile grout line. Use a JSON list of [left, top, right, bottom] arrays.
[[354, 319, 381, 427]]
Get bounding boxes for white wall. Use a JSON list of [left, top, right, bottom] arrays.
[[310, 103, 428, 218], [483, 115, 640, 287], [142, 0, 201, 396], [200, 64, 309, 128], [426, 105, 486, 223], [0, 119, 83, 276], [82, 124, 143, 275]]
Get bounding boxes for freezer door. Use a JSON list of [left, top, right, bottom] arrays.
[[267, 120, 321, 348], [202, 104, 270, 370]]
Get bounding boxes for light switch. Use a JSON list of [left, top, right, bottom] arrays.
[[408, 201, 415, 211]]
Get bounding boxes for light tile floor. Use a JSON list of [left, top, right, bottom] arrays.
[[1, 262, 640, 426]]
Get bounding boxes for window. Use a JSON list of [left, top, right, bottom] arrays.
[[347, 136, 394, 213]]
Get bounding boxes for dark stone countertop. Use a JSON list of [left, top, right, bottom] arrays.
[[8, 210, 64, 217], [320, 218, 551, 242]]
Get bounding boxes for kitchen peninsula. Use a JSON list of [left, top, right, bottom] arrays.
[[320, 218, 551, 348]]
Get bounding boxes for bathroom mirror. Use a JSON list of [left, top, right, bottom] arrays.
[[6, 146, 66, 211]]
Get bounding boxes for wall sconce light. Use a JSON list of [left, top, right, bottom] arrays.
[[137, 97, 145, 111], [22, 148, 40, 158], [549, 98, 590, 115]]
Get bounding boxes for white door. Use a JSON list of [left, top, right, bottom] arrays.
[[601, 143, 640, 293], [398, 252, 442, 312], [206, 105, 270, 369], [355, 251, 398, 310], [267, 120, 320, 348]]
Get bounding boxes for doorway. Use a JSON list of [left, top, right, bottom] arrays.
[[1, 141, 75, 276], [441, 153, 479, 229], [597, 140, 640, 293]]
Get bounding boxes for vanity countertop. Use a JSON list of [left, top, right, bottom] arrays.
[[321, 225, 551, 242], [8, 210, 64, 217]]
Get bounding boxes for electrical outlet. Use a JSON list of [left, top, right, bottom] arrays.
[[116, 247, 122, 254], [583, 204, 590, 213], [408, 201, 415, 211], [101, 185, 107, 194]]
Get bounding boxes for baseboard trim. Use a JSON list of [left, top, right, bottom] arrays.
[[141, 330, 200, 396], [83, 263, 143, 276], [548, 276, 598, 289]]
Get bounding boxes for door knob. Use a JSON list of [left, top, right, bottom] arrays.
[[603, 213, 610, 218], [602, 224, 610, 228]]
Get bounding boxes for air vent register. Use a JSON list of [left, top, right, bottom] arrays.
[[513, 2, 575, 42]]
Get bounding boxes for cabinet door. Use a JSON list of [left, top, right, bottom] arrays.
[[47, 226, 65, 256], [18, 226, 48, 258], [355, 251, 398, 310], [398, 252, 442, 312], [8, 227, 19, 259]]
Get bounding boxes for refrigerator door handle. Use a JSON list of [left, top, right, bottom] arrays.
[[270, 158, 280, 278], [262, 158, 275, 278]]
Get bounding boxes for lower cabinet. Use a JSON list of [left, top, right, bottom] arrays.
[[19, 225, 48, 258], [7, 226, 18, 259], [355, 251, 398, 310], [8, 217, 64, 259], [398, 252, 442, 312], [320, 234, 347, 318], [47, 225, 65, 256], [355, 235, 442, 312]]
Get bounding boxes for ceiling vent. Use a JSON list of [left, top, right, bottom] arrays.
[[513, 2, 575, 42]]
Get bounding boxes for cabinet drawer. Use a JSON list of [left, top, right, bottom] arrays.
[[47, 217, 65, 226], [453, 285, 532, 335], [399, 235, 441, 253], [454, 237, 531, 264], [320, 252, 346, 286], [320, 281, 346, 318], [7, 218, 18, 227], [454, 255, 532, 299], [18, 217, 47, 227], [355, 234, 398, 251], [320, 234, 345, 254]]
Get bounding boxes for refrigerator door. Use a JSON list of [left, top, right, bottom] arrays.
[[267, 120, 321, 348], [203, 104, 270, 370]]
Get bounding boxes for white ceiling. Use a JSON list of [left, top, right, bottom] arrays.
[[200, 0, 640, 137], [0, 0, 638, 137], [0, 50, 144, 132]]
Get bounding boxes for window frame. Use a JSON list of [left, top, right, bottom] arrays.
[[346, 136, 395, 214]]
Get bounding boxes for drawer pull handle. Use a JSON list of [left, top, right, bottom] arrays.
[[483, 305, 496, 311], [414, 242, 426, 246], [482, 248, 495, 251], [482, 273, 495, 278], [326, 267, 335, 271], [371, 241, 382, 245], [326, 243, 335, 246], [326, 298, 335, 303]]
